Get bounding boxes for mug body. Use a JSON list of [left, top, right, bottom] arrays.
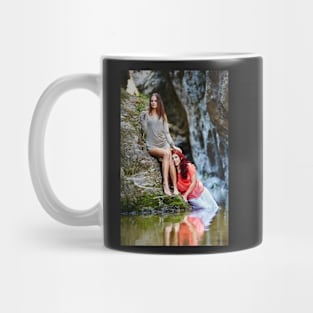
[[102, 54, 262, 253]]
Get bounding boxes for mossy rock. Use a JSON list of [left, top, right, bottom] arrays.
[[121, 192, 191, 213], [120, 89, 192, 214]]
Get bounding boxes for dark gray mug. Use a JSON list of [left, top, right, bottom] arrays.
[[29, 53, 262, 253]]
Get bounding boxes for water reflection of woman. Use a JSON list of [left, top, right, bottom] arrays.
[[164, 207, 219, 246], [172, 149, 219, 213], [164, 216, 205, 246], [140, 93, 180, 196]]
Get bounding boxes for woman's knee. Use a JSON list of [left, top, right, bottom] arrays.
[[163, 150, 170, 160]]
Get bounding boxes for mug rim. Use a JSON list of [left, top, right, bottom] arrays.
[[102, 52, 261, 61]]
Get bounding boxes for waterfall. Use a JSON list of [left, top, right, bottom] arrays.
[[177, 70, 229, 205], [130, 69, 229, 205], [178, 71, 225, 183], [186, 93, 214, 183]]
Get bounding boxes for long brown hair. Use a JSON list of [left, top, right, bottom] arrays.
[[149, 93, 167, 122], [172, 149, 191, 179]]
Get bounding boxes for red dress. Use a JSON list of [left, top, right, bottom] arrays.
[[176, 163, 204, 200]]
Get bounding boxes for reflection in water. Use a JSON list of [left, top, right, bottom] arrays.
[[120, 208, 228, 246]]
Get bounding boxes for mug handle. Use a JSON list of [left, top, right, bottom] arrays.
[[29, 74, 101, 226]]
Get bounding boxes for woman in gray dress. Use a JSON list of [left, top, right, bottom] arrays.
[[140, 93, 180, 196]]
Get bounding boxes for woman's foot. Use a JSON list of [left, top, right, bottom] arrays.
[[163, 184, 172, 196], [173, 188, 180, 196]]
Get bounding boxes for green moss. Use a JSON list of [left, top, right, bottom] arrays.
[[121, 192, 159, 213], [121, 192, 191, 213], [163, 195, 189, 209], [137, 192, 161, 208]]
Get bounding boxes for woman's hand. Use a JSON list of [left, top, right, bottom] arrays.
[[182, 193, 188, 202], [172, 146, 182, 153]]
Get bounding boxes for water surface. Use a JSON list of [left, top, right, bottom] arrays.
[[121, 208, 228, 246]]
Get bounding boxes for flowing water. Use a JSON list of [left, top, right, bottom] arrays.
[[176, 70, 229, 206], [120, 208, 228, 246]]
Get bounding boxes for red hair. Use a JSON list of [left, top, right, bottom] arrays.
[[172, 149, 191, 179]]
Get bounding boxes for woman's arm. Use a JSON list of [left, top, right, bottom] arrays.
[[163, 120, 175, 148]]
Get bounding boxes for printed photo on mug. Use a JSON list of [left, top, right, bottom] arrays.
[[29, 54, 262, 253], [120, 70, 229, 246]]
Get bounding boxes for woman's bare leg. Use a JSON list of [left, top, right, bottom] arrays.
[[169, 158, 179, 195], [172, 223, 180, 246], [164, 223, 173, 246], [148, 148, 171, 195]]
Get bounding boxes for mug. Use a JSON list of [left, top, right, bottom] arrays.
[[29, 53, 262, 253]]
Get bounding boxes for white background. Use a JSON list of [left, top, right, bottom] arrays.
[[1, 0, 312, 312]]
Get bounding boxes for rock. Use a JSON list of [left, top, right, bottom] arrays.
[[126, 71, 140, 96], [128, 70, 229, 206], [120, 89, 190, 212]]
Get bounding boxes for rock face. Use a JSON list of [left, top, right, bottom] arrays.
[[130, 70, 193, 160], [170, 71, 229, 191], [123, 70, 229, 206], [120, 89, 189, 213]]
